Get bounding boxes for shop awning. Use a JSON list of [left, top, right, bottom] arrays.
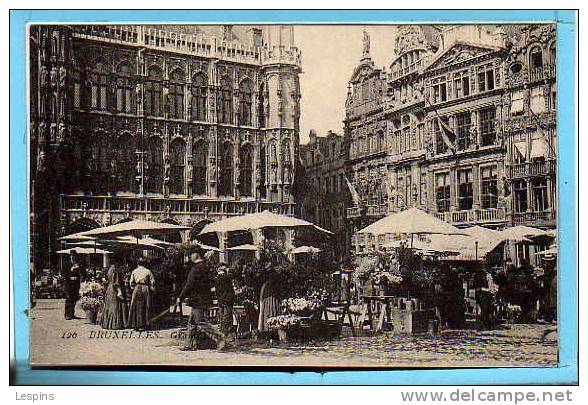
[[530, 138, 548, 159], [514, 141, 527, 160]]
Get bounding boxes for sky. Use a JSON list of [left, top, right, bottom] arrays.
[[294, 25, 398, 144]]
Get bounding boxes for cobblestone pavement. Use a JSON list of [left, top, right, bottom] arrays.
[[30, 299, 558, 367]]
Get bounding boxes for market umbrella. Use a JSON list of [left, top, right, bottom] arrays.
[[225, 244, 258, 251], [56, 247, 113, 255], [290, 245, 322, 254], [500, 225, 548, 241], [358, 207, 466, 238], [59, 232, 97, 241], [114, 235, 174, 248], [199, 210, 333, 235], [382, 237, 461, 256], [79, 219, 190, 238]]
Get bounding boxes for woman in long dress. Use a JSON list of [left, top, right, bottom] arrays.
[[127, 259, 156, 330], [100, 260, 127, 330], [258, 271, 281, 334]]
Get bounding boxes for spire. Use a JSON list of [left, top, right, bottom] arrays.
[[362, 30, 371, 60]]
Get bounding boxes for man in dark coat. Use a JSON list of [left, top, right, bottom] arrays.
[[177, 252, 225, 350], [63, 251, 82, 320]]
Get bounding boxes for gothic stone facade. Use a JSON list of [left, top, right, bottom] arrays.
[[344, 25, 556, 252], [298, 130, 349, 258], [29, 24, 301, 270]]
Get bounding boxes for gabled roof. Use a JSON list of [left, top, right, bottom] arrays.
[[423, 41, 503, 73], [349, 58, 381, 83]]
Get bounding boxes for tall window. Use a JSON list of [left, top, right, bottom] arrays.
[[477, 65, 495, 92], [116, 63, 134, 113], [89, 132, 110, 173], [453, 71, 470, 99], [72, 71, 82, 109], [432, 76, 448, 103], [259, 146, 267, 198], [530, 86, 546, 114], [480, 165, 498, 208], [530, 46, 543, 70], [90, 61, 108, 110], [191, 73, 207, 121], [455, 111, 471, 150], [117, 133, 136, 192], [239, 79, 253, 126], [168, 69, 185, 119], [144, 66, 163, 117], [146, 136, 163, 193], [169, 138, 186, 194], [479, 107, 496, 146], [533, 179, 548, 212], [218, 76, 233, 124], [219, 142, 233, 196], [435, 172, 450, 212], [549, 44, 556, 67], [513, 180, 527, 213], [258, 83, 266, 128], [192, 139, 207, 195], [239, 144, 253, 196], [457, 169, 473, 210], [367, 133, 374, 153]]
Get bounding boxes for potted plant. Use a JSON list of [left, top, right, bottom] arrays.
[[266, 314, 302, 342]]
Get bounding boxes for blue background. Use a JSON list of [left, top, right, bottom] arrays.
[[10, 9, 577, 385]]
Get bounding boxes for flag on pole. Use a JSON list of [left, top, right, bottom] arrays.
[[437, 117, 457, 155], [345, 176, 363, 206]]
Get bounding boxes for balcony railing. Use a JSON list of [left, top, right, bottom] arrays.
[[511, 210, 556, 226], [433, 207, 506, 225], [346, 206, 362, 219], [508, 160, 556, 179], [366, 205, 388, 217], [73, 25, 301, 67], [503, 111, 556, 132], [507, 65, 555, 87], [60, 194, 293, 224]]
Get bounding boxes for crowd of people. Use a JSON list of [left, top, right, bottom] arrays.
[[61, 249, 234, 351]]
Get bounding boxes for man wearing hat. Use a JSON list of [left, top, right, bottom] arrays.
[[177, 252, 226, 350], [63, 251, 82, 320]]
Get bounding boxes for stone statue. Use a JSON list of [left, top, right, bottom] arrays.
[[57, 121, 66, 144], [362, 30, 370, 58], [58, 65, 67, 88]]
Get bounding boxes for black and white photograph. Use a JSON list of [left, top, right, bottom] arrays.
[[27, 22, 559, 368]]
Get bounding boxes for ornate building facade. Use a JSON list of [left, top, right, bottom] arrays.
[[29, 24, 301, 270], [298, 130, 349, 257], [344, 25, 556, 252]]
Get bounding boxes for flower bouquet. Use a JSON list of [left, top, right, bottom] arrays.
[[79, 281, 104, 323], [266, 314, 302, 342], [282, 297, 322, 317]]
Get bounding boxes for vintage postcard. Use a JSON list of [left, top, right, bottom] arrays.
[[27, 21, 560, 368]]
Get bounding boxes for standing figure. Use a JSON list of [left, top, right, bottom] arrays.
[[127, 258, 156, 330], [177, 252, 226, 350], [100, 257, 128, 330], [63, 251, 82, 320], [213, 258, 235, 338], [257, 270, 282, 335]]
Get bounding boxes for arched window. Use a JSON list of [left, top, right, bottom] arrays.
[[169, 138, 186, 194], [116, 63, 134, 113], [117, 133, 136, 192], [191, 72, 208, 121], [530, 46, 543, 70], [219, 142, 233, 196], [145, 66, 163, 117], [218, 76, 233, 124], [259, 145, 267, 198], [90, 61, 108, 110], [258, 83, 266, 128], [549, 43, 556, 66], [146, 136, 163, 193], [239, 144, 253, 196], [192, 139, 207, 195], [239, 79, 253, 126], [168, 69, 184, 119]]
